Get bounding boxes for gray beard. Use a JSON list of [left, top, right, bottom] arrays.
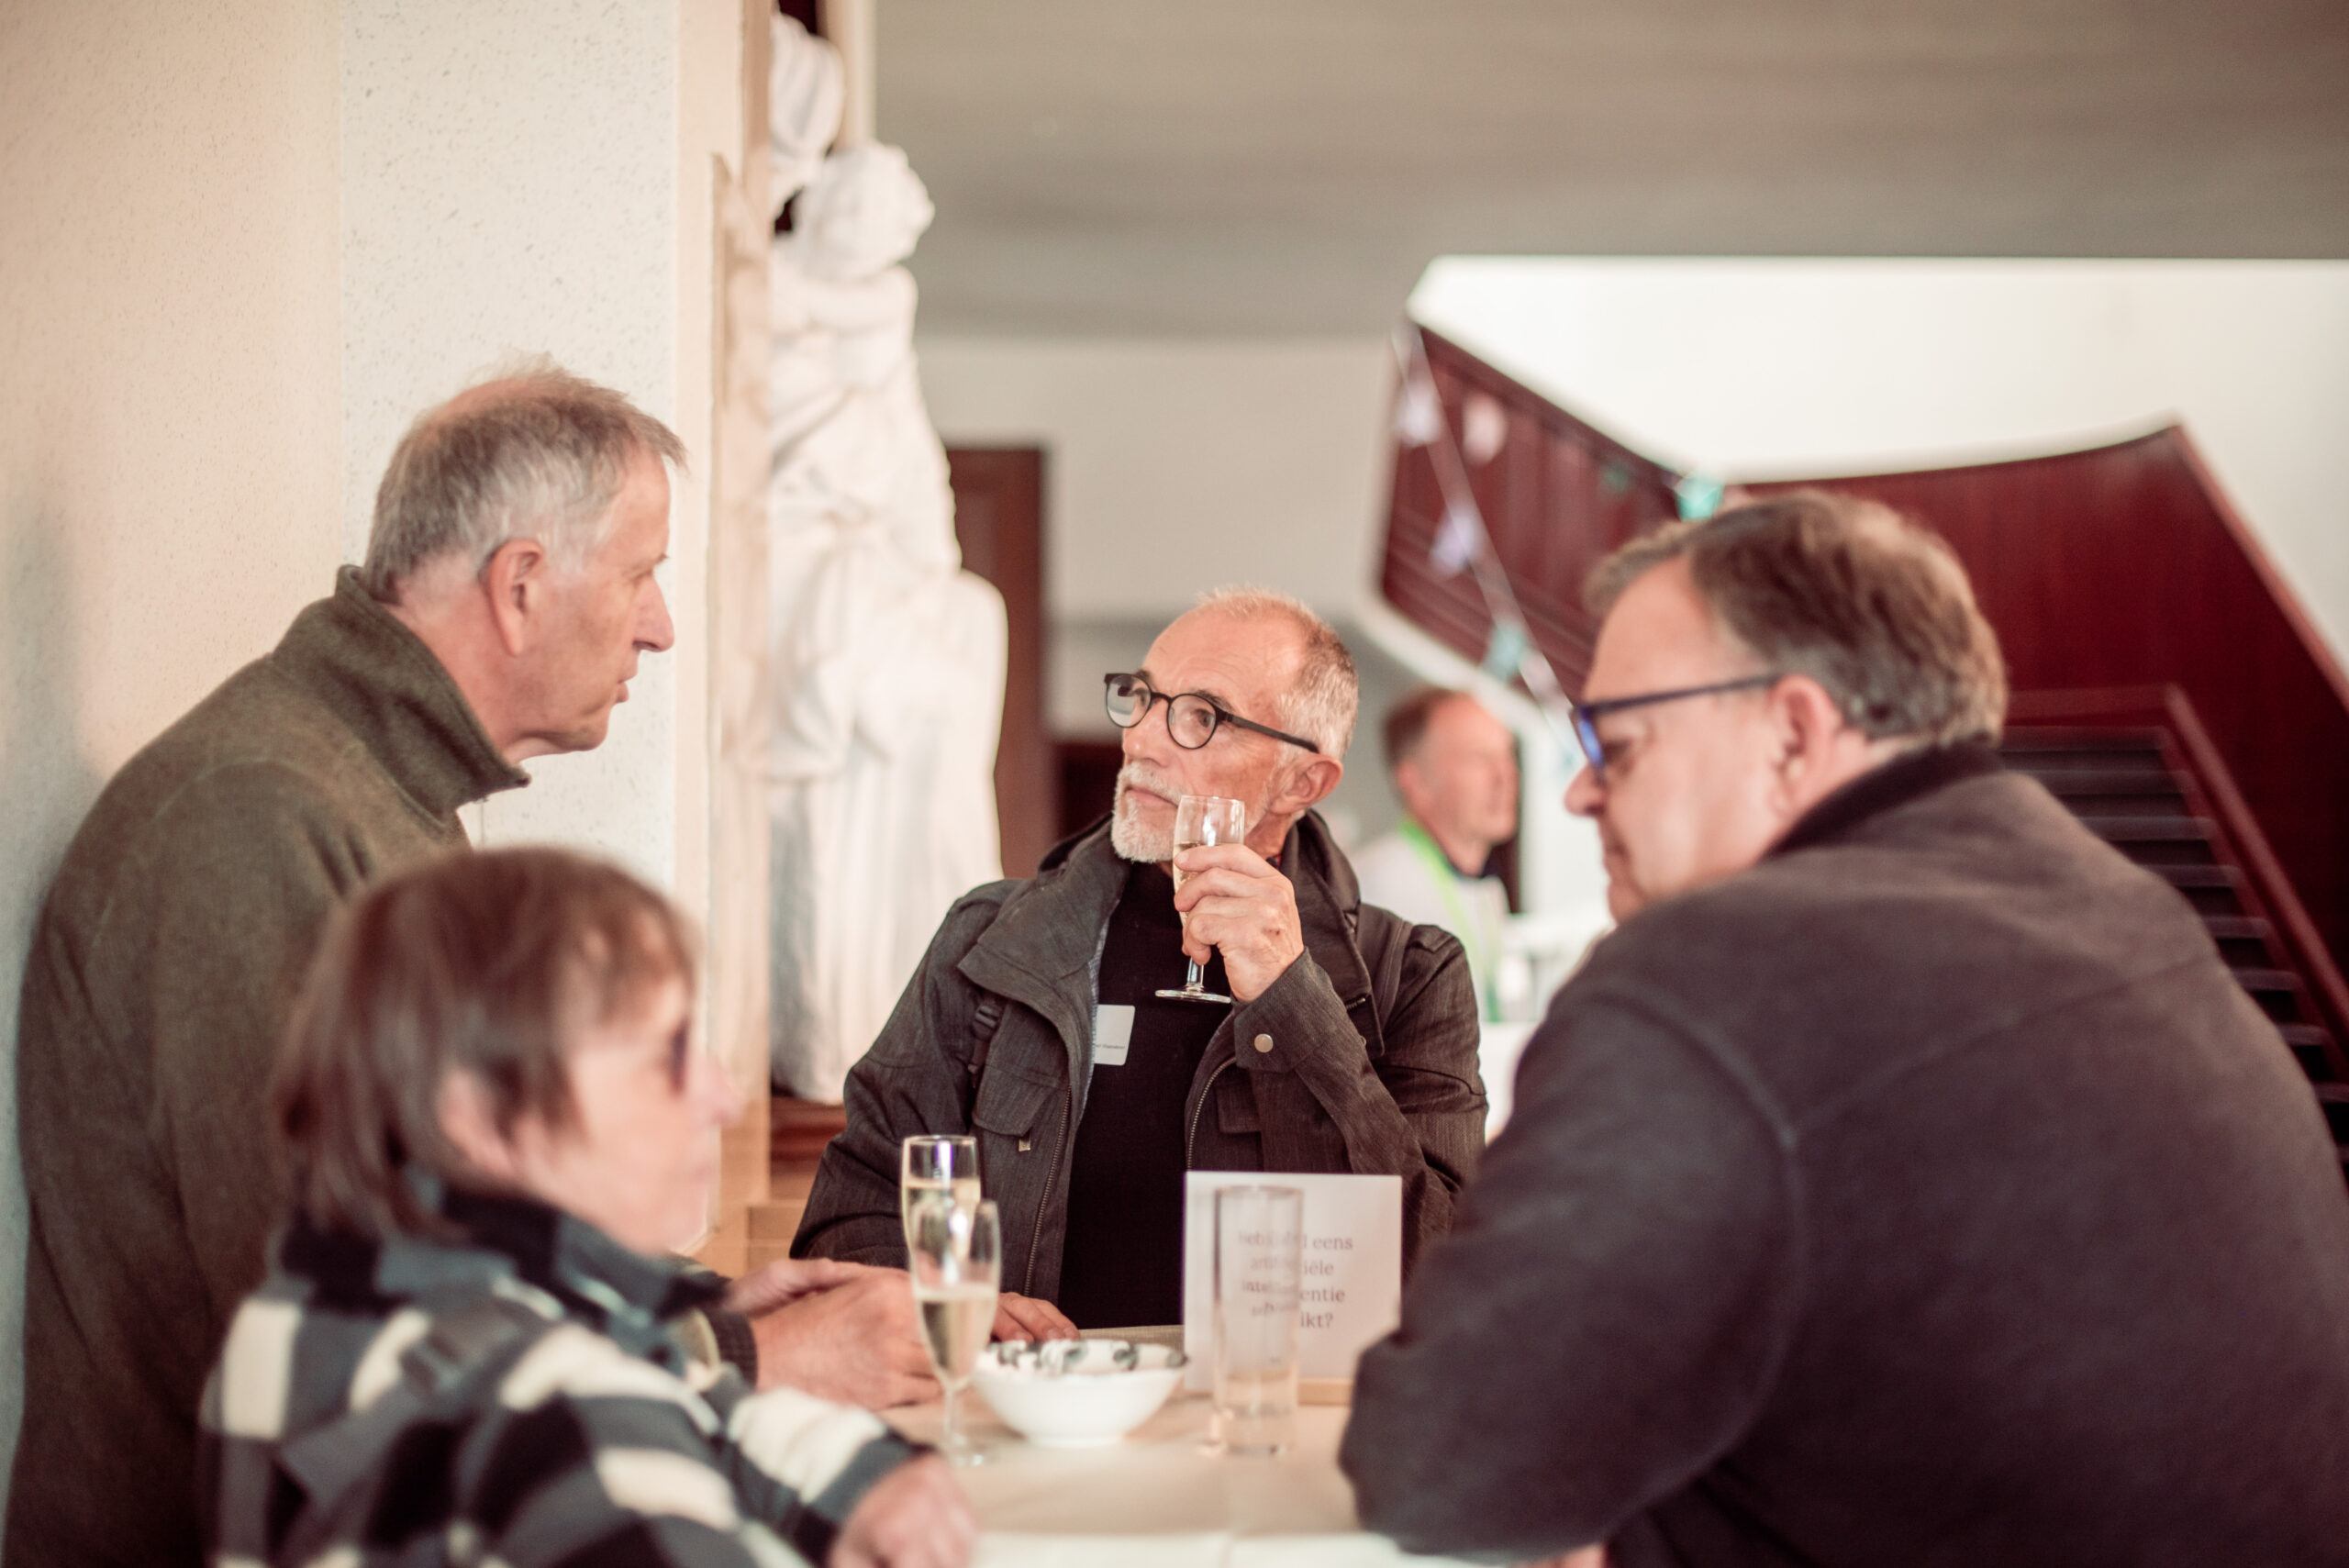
[[1109, 762, 1270, 862], [1108, 768, 1175, 862]]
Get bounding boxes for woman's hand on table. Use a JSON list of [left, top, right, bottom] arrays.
[[993, 1291, 1078, 1341], [741, 1263, 941, 1407], [830, 1454, 976, 1568]]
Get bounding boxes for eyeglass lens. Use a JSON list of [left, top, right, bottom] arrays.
[[1103, 675, 1223, 750], [1106, 674, 1146, 727], [1165, 695, 1219, 748], [1573, 713, 1605, 773]]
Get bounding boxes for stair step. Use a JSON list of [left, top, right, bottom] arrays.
[[2230, 967, 2302, 996], [2203, 915, 2272, 940], [2212, 935, 2274, 969], [2051, 797, 2199, 818], [2289, 1048, 2339, 1084], [2281, 1023, 2343, 1084], [2076, 817, 2213, 842], [1998, 733, 2164, 754], [2153, 864, 2242, 889], [1999, 752, 2166, 773], [2012, 768, 2183, 796], [2312, 1085, 2349, 1148], [771, 1096, 848, 1168]]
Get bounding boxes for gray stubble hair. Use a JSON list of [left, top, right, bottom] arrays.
[[1192, 584, 1360, 759], [360, 359, 687, 600]]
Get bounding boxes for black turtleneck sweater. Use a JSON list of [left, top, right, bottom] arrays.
[[1056, 860, 1232, 1329]]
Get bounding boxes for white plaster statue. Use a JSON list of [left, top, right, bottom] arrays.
[[766, 16, 1007, 1102]]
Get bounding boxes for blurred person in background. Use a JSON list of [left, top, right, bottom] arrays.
[[1352, 686, 1519, 1022]]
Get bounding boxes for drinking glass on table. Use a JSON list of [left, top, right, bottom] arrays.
[[900, 1134, 981, 1250], [1210, 1184, 1303, 1457], [907, 1193, 1001, 1467], [1156, 794, 1249, 1005]]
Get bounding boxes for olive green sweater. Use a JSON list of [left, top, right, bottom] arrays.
[[7, 570, 528, 1568]]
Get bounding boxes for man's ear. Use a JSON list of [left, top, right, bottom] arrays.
[[479, 537, 551, 659], [435, 1072, 522, 1183], [1765, 674, 1851, 795], [1269, 753, 1344, 818]]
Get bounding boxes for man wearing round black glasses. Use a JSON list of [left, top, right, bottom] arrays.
[[795, 587, 1486, 1330], [1345, 493, 2349, 1567]]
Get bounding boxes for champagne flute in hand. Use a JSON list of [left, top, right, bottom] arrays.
[[908, 1195, 1001, 1466], [1156, 794, 1249, 1005]]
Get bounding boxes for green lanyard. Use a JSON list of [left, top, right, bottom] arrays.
[[1397, 820, 1500, 1021]]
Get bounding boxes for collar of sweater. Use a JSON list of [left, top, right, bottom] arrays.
[[958, 809, 1377, 1051], [1767, 740, 2006, 861], [268, 568, 530, 819], [281, 1179, 723, 1357]]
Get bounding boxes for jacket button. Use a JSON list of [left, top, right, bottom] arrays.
[[1252, 1033, 1275, 1054]]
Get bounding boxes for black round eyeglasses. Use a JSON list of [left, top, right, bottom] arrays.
[[1103, 673, 1323, 754]]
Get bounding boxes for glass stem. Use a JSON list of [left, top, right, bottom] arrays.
[[1185, 958, 1204, 993], [942, 1379, 960, 1451]]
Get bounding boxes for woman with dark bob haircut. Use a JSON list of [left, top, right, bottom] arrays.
[[199, 847, 972, 1568]]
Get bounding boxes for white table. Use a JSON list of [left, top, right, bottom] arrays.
[[886, 1388, 1483, 1568]]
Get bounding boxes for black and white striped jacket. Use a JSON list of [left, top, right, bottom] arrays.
[[199, 1185, 921, 1567]]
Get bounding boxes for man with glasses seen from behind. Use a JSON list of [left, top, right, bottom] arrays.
[[1342, 493, 2349, 1566], [795, 588, 1486, 1330]]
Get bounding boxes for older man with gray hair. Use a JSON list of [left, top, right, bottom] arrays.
[[1342, 493, 2349, 1566], [10, 366, 928, 1568], [796, 587, 1487, 1330]]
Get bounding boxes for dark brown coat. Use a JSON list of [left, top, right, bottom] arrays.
[[1345, 745, 2349, 1566]]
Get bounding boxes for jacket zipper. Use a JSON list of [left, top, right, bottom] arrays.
[[1185, 1056, 1234, 1168], [1023, 913, 1113, 1296], [1023, 1091, 1070, 1296]]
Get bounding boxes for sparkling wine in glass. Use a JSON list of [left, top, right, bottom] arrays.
[[899, 1134, 982, 1251], [907, 1194, 1001, 1466], [1156, 794, 1249, 1005]]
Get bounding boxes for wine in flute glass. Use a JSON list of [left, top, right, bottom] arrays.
[[1156, 794, 1249, 1005], [907, 1194, 1001, 1467], [899, 1134, 982, 1249]]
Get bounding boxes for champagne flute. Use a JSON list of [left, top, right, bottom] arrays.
[[907, 1194, 1001, 1466], [899, 1135, 981, 1251], [1156, 794, 1249, 1005]]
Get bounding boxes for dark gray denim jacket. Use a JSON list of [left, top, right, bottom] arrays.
[[792, 811, 1487, 1301]]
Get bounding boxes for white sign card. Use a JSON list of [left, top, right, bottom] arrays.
[[1181, 1171, 1402, 1391]]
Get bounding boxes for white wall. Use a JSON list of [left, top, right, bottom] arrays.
[[0, 0, 344, 1513], [342, 0, 726, 890], [1413, 258, 2349, 664], [918, 337, 1395, 622]]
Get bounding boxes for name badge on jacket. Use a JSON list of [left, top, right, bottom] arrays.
[[1091, 1004, 1134, 1066]]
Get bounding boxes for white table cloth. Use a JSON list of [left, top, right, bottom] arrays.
[[887, 1390, 1483, 1568]]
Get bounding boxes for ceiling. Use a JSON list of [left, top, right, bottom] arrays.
[[872, 0, 2349, 336]]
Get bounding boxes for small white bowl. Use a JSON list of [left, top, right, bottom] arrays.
[[972, 1340, 1185, 1448]]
